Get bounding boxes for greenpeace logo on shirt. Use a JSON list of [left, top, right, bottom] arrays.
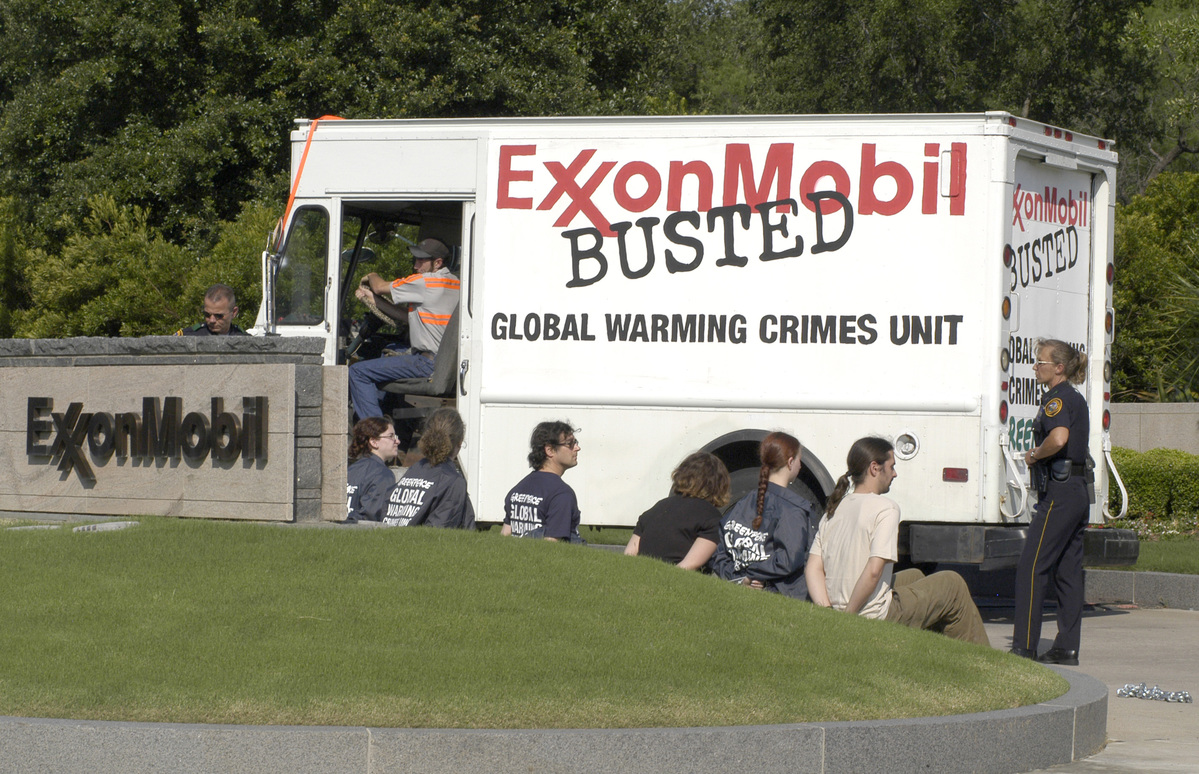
[[724, 519, 769, 570], [508, 493, 544, 537], [384, 475, 435, 526]]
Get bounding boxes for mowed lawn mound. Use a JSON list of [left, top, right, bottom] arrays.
[[0, 519, 1064, 728]]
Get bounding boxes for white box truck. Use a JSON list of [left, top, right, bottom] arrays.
[[256, 112, 1135, 567]]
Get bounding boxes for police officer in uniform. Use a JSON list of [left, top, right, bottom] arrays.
[[1012, 338, 1091, 665]]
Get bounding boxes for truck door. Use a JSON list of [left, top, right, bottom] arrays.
[[1003, 156, 1096, 509]]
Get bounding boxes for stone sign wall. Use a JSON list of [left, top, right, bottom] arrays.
[[0, 337, 347, 522]]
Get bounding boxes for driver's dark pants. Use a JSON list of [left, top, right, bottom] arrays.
[[349, 352, 435, 420]]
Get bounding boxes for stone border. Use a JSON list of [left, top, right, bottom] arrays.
[[1086, 569, 1199, 610], [0, 667, 1104, 774]]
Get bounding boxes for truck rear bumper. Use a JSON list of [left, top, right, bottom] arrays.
[[904, 524, 1139, 570]]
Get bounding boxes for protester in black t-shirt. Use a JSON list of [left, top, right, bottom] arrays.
[[502, 421, 582, 542], [625, 451, 729, 569]]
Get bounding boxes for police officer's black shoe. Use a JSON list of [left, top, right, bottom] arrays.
[[1036, 647, 1079, 665], [1009, 647, 1036, 660]]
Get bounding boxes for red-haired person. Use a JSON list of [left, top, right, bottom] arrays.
[[625, 452, 730, 569], [709, 432, 818, 599]]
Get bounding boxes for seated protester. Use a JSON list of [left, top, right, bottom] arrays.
[[805, 437, 990, 646], [709, 432, 817, 599], [625, 451, 729, 570], [345, 417, 400, 523], [383, 407, 475, 529], [501, 421, 583, 543]]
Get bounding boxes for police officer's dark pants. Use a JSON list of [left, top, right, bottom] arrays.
[[1013, 477, 1089, 653]]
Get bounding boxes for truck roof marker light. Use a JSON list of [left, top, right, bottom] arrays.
[[1054, 129, 1063, 139], [1098, 140, 1107, 150], [1000, 348, 1010, 370], [943, 468, 969, 483], [999, 401, 1009, 422], [1104, 361, 1112, 382], [1107, 263, 1115, 285], [1002, 297, 1011, 319], [1044, 127, 1053, 137], [1103, 410, 1111, 430], [1008, 117, 1018, 127], [1065, 132, 1073, 142]]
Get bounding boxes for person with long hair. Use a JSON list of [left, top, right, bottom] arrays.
[[383, 407, 475, 529], [709, 432, 817, 599], [1011, 339, 1091, 664], [805, 437, 989, 645], [346, 416, 400, 522], [625, 451, 730, 569]]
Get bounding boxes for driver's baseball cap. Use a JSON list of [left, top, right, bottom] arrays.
[[410, 238, 450, 260]]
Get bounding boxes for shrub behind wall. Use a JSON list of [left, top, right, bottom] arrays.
[[1109, 447, 1199, 521]]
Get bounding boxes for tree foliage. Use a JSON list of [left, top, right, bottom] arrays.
[[0, 0, 1194, 358], [1111, 172, 1199, 400], [1120, 2, 1199, 194]]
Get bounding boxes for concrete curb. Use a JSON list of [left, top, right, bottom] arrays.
[[0, 668, 1104, 774], [1086, 569, 1199, 610]]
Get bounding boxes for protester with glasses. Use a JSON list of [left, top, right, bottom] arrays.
[[345, 416, 401, 523], [177, 284, 248, 336], [502, 421, 584, 542]]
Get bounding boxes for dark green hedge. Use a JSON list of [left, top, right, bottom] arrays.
[[1109, 447, 1199, 521]]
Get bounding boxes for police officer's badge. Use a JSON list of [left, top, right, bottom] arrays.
[[1045, 398, 1063, 417]]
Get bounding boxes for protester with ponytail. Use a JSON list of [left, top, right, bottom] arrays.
[[709, 432, 818, 599], [383, 407, 475, 529], [1011, 338, 1091, 664], [806, 437, 989, 645]]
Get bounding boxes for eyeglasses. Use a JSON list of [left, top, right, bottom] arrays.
[[376, 433, 398, 441], [1034, 360, 1055, 368], [554, 438, 580, 449]]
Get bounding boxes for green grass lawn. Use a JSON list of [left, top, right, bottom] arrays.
[[1098, 537, 1199, 574], [0, 518, 1063, 728]]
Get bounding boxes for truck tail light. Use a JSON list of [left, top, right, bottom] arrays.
[[1103, 410, 1111, 430], [943, 468, 969, 482], [999, 401, 1008, 422], [1107, 263, 1115, 285]]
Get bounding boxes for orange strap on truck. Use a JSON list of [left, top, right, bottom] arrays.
[[271, 115, 344, 251]]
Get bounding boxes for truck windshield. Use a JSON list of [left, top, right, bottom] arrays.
[[274, 207, 328, 325]]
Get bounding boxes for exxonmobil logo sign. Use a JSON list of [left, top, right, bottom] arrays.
[[495, 141, 968, 287], [26, 396, 268, 484]]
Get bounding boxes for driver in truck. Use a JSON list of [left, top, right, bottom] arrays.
[[349, 237, 460, 420]]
